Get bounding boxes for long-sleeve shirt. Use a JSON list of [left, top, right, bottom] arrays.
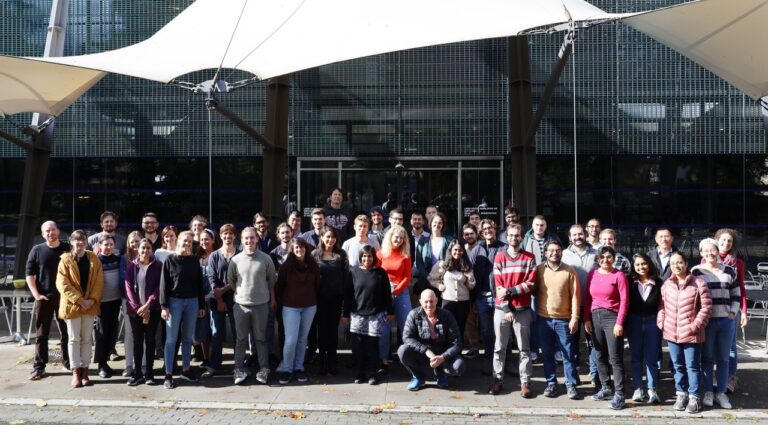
[[690, 264, 740, 318], [227, 250, 276, 306], [125, 258, 163, 316], [401, 307, 462, 361], [493, 249, 537, 312], [427, 261, 476, 302], [700, 252, 746, 315], [377, 250, 412, 296], [534, 262, 580, 321], [343, 267, 394, 317], [275, 262, 320, 308], [159, 254, 205, 309], [314, 251, 349, 299], [584, 268, 629, 326]]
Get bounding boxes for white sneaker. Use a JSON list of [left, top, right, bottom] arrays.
[[702, 391, 714, 407], [256, 368, 270, 384], [632, 388, 646, 402], [648, 388, 661, 404], [715, 393, 732, 409], [234, 369, 248, 385]]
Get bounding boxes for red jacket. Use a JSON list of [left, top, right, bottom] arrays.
[[657, 274, 712, 344]]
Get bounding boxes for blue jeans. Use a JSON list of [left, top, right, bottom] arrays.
[[209, 296, 237, 370], [474, 295, 496, 361], [164, 297, 199, 374], [626, 314, 661, 390], [278, 305, 316, 373], [379, 290, 412, 361], [667, 341, 702, 397], [703, 317, 736, 393], [537, 316, 578, 388], [729, 311, 740, 375]]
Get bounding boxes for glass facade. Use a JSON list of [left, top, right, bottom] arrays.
[[1, 0, 768, 267]]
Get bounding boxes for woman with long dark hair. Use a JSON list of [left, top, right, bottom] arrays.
[[427, 240, 475, 341], [310, 226, 349, 375], [627, 253, 663, 403], [124, 238, 162, 385], [584, 246, 629, 410], [342, 245, 393, 385], [658, 251, 712, 414], [275, 238, 320, 385]]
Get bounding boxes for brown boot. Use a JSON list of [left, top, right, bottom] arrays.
[[71, 368, 82, 388], [80, 367, 92, 386]]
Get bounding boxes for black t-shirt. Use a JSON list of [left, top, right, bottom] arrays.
[[76, 254, 90, 293], [25, 242, 71, 296]]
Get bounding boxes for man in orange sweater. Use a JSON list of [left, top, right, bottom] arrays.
[[535, 240, 581, 400]]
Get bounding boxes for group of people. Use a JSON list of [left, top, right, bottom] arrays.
[[23, 189, 747, 414]]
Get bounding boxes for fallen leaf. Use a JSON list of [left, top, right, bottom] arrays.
[[323, 388, 335, 394], [250, 410, 260, 415], [288, 411, 306, 419], [196, 409, 208, 415], [631, 411, 642, 418], [450, 394, 464, 400], [86, 410, 96, 415], [339, 408, 348, 413], [35, 400, 47, 408], [472, 413, 482, 419], [379, 403, 396, 410], [568, 412, 581, 420], [370, 407, 383, 414], [273, 410, 285, 417]]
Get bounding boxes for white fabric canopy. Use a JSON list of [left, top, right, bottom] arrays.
[[0, 56, 105, 117], [0, 0, 624, 116], [39, 0, 621, 83], [625, 0, 768, 100]]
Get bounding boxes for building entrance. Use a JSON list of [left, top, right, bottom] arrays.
[[297, 157, 504, 236]]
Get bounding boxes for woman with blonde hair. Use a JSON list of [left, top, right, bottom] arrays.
[[56, 230, 104, 388], [160, 230, 206, 389], [376, 224, 412, 374]]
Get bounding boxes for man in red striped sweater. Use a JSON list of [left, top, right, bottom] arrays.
[[489, 224, 537, 397]]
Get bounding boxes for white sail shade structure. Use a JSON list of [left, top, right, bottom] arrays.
[[0, 0, 766, 117]]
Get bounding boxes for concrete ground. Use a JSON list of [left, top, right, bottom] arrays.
[[0, 315, 767, 424]]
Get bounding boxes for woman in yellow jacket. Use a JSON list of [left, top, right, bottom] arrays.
[[56, 230, 104, 388]]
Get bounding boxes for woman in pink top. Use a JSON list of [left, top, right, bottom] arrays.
[[584, 246, 629, 410]]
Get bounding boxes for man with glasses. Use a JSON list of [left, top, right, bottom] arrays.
[[471, 219, 506, 373], [536, 240, 581, 399], [586, 218, 602, 248], [141, 212, 162, 251], [253, 213, 278, 253], [489, 224, 536, 397]]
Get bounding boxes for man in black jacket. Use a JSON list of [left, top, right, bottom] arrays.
[[397, 289, 466, 391]]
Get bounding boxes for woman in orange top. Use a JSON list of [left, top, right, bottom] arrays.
[[376, 224, 412, 374]]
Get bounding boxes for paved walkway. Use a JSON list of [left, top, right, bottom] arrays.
[[0, 339, 767, 423]]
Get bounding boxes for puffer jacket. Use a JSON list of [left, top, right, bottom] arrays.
[[56, 251, 104, 319], [657, 273, 712, 344]]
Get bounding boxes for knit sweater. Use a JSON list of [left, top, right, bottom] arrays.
[[493, 248, 537, 312], [700, 252, 746, 315], [690, 264, 740, 318], [160, 254, 205, 309], [584, 268, 629, 326], [534, 262, 580, 320], [227, 250, 276, 306], [427, 260, 476, 302], [343, 267, 394, 317], [275, 262, 320, 308]]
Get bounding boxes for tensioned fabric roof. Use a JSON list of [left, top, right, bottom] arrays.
[[0, 0, 766, 118], [624, 0, 768, 101], [0, 0, 629, 117]]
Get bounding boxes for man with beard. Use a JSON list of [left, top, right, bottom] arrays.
[[88, 211, 127, 255], [141, 212, 162, 251], [410, 211, 429, 240], [562, 224, 598, 385], [368, 206, 386, 246], [299, 208, 326, 248], [586, 218, 602, 248]]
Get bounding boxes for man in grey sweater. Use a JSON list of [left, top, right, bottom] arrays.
[[227, 227, 277, 385]]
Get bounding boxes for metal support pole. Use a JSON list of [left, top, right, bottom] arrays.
[[13, 0, 69, 279], [508, 36, 535, 220], [262, 75, 291, 224]]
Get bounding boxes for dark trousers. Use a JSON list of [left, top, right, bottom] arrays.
[[315, 297, 343, 364], [397, 344, 466, 380], [94, 299, 121, 367], [351, 333, 378, 376], [129, 310, 160, 379], [33, 295, 69, 371], [442, 300, 470, 346], [209, 296, 237, 370], [591, 308, 625, 394]]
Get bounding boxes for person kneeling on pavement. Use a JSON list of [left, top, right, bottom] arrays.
[[397, 289, 466, 391]]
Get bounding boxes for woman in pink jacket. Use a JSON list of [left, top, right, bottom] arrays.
[[657, 251, 712, 414]]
